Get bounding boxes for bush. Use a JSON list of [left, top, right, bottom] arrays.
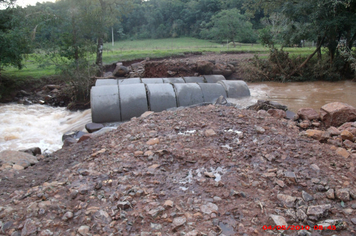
[[242, 48, 356, 82], [57, 59, 97, 104]]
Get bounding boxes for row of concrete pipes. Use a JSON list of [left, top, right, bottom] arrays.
[[91, 75, 250, 123]]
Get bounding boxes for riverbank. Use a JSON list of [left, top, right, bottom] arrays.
[[0, 52, 254, 109], [0, 103, 355, 235], [0, 75, 72, 107], [2, 52, 355, 111]]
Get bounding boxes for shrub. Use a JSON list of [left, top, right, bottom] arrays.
[[57, 59, 97, 104], [242, 47, 356, 82]]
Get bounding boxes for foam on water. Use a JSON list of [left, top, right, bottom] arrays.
[[0, 104, 91, 153]]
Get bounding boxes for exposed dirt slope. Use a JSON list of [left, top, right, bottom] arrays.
[[143, 52, 255, 79]]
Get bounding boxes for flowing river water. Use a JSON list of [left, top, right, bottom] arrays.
[[246, 80, 356, 112], [0, 80, 355, 153], [0, 105, 92, 153]]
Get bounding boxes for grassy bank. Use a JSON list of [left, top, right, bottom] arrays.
[[3, 37, 315, 78]]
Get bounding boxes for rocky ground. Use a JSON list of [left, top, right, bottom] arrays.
[[0, 103, 356, 236]]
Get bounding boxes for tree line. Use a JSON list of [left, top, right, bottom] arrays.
[[0, 0, 261, 73], [1, 0, 355, 80]]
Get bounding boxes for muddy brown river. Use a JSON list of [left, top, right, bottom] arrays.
[[247, 80, 356, 112]]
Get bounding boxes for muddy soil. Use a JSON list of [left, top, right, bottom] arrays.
[[0, 76, 75, 108], [143, 52, 255, 79], [0, 105, 355, 236]]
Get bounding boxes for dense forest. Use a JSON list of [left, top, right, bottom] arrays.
[[1, 0, 356, 81]]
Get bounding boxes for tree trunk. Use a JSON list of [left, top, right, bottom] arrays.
[[317, 36, 322, 61], [96, 0, 106, 76], [348, 32, 356, 49], [287, 36, 325, 79], [328, 29, 338, 65], [72, 15, 79, 63], [96, 37, 104, 76]]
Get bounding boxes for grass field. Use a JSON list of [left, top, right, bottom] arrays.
[[3, 37, 315, 78]]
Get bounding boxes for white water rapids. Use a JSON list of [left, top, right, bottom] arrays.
[[0, 104, 91, 153]]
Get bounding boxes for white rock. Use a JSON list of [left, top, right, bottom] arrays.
[[200, 203, 218, 214], [77, 225, 90, 236], [270, 214, 288, 229], [173, 216, 186, 228]]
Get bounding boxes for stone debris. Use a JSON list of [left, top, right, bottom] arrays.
[[297, 108, 320, 121], [307, 204, 331, 219], [341, 130, 354, 141], [146, 138, 160, 145], [277, 194, 297, 208], [200, 203, 218, 214], [304, 129, 330, 141], [172, 216, 186, 228], [302, 191, 314, 202], [204, 129, 217, 137], [0, 150, 38, 169], [270, 214, 288, 229], [320, 102, 356, 127], [77, 225, 90, 236], [0, 104, 356, 235], [326, 189, 335, 199], [85, 123, 104, 133], [336, 147, 350, 158], [336, 188, 350, 201], [255, 125, 265, 134], [267, 109, 286, 119]]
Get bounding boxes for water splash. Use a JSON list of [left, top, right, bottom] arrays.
[[0, 104, 91, 153]]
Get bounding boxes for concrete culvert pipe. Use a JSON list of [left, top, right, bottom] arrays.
[[119, 84, 148, 121], [198, 83, 227, 103], [118, 78, 142, 85], [162, 77, 185, 83], [141, 78, 164, 84], [95, 79, 118, 86], [95, 75, 227, 86], [146, 84, 177, 112], [218, 80, 250, 98], [183, 76, 205, 83], [173, 83, 204, 107], [91, 85, 121, 123], [204, 75, 226, 83]]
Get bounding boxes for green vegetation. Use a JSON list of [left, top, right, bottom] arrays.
[[1, 0, 355, 103], [102, 37, 264, 64], [105, 38, 219, 51], [244, 0, 356, 81], [3, 37, 315, 77], [200, 9, 257, 45]]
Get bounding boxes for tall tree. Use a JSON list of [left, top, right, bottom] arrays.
[[0, 5, 32, 71], [251, 0, 356, 63], [77, 0, 132, 74], [201, 8, 256, 45]]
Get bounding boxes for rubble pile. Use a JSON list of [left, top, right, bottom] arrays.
[[0, 105, 355, 236]]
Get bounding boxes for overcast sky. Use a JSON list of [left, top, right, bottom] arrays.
[[16, 0, 55, 7]]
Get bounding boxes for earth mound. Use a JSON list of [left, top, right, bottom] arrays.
[[0, 105, 355, 235]]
